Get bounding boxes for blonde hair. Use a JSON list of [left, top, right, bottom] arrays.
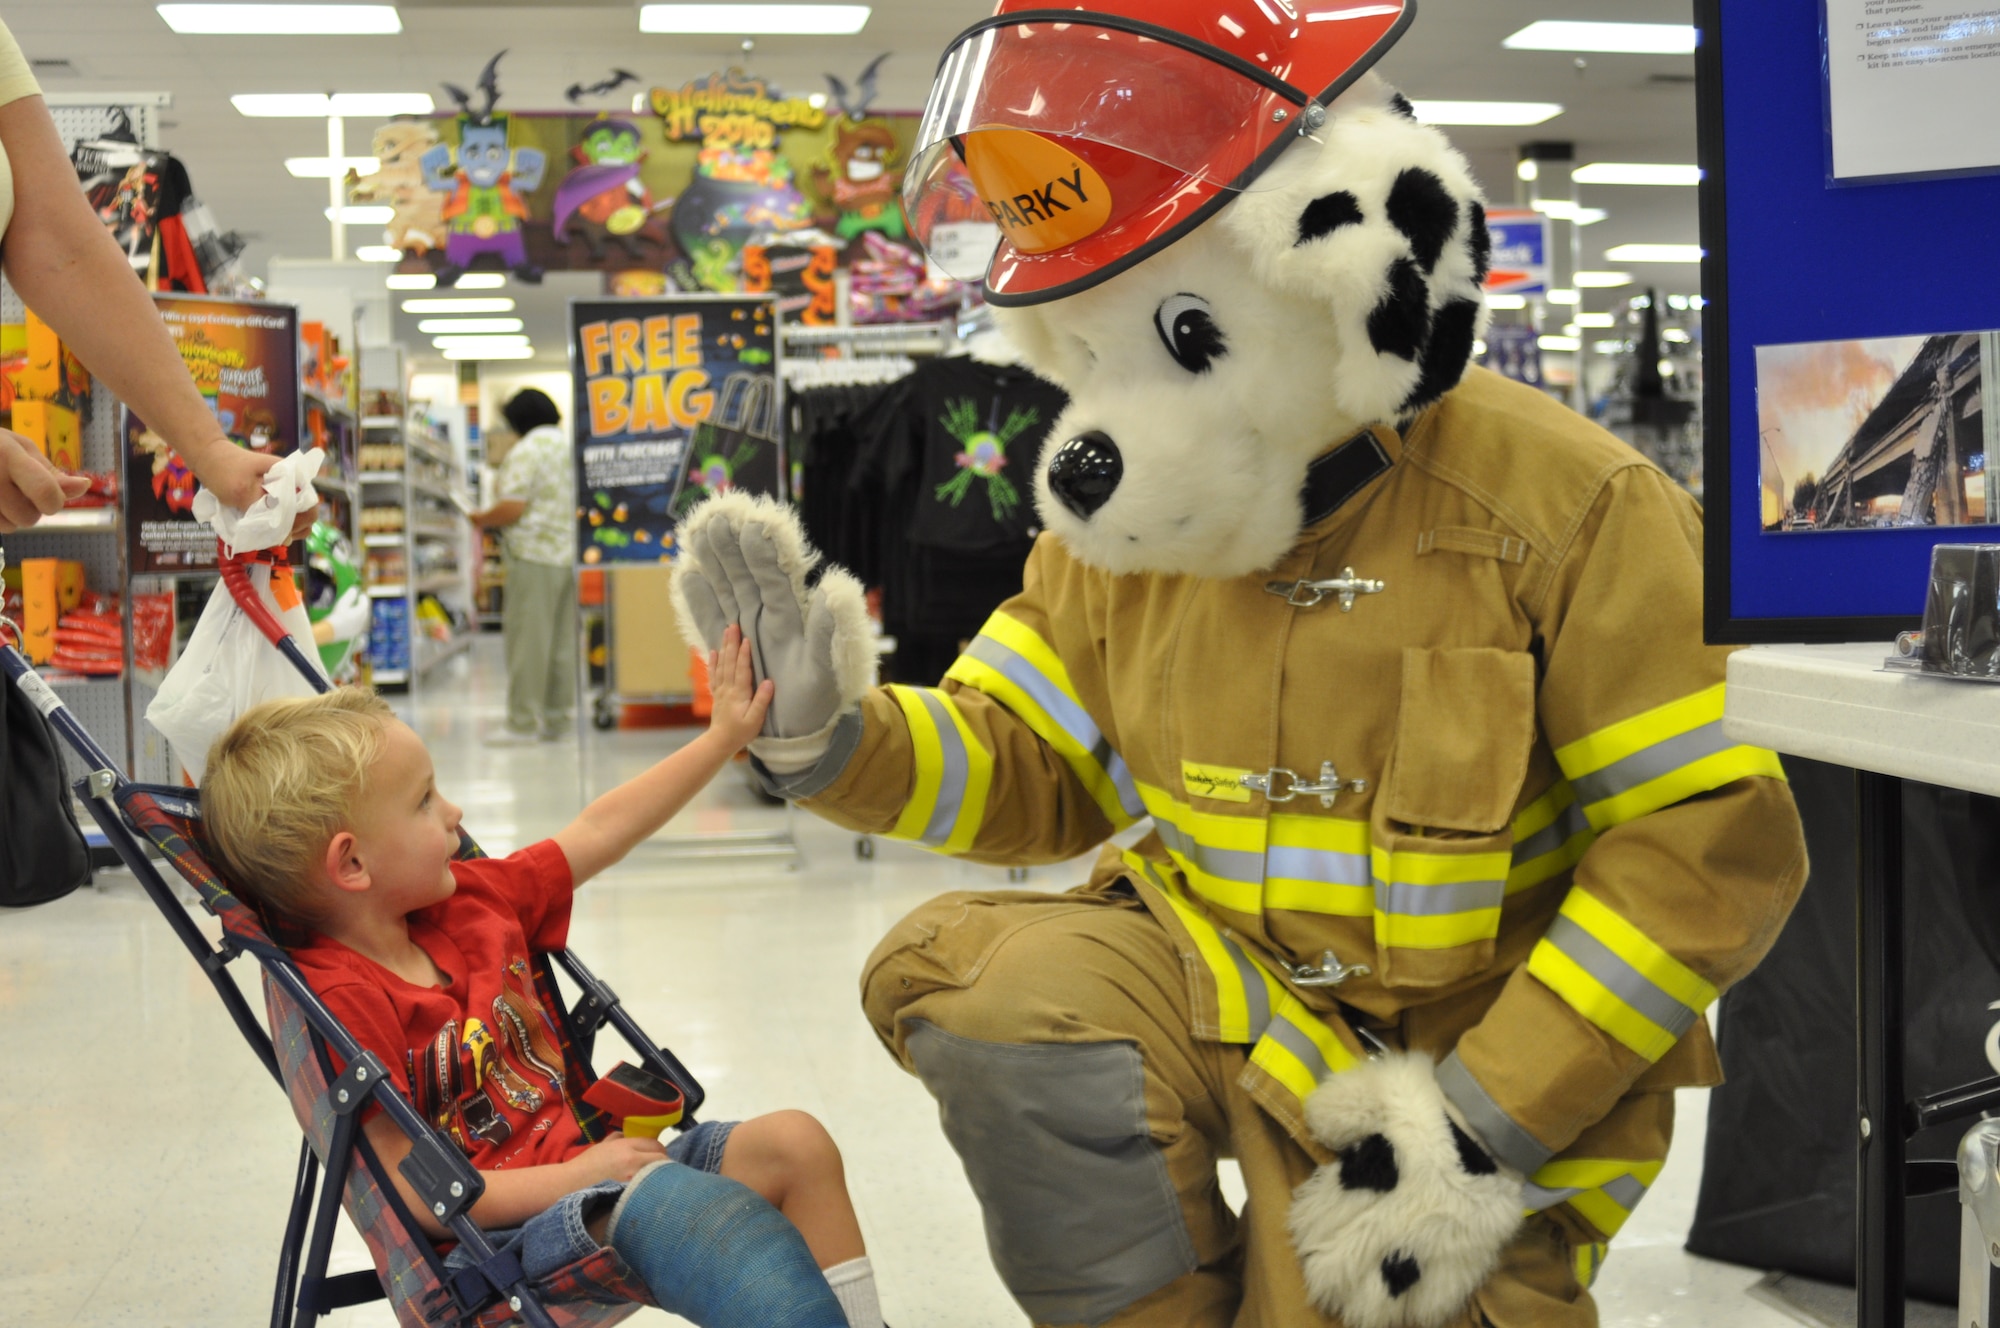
[[201, 688, 397, 922]]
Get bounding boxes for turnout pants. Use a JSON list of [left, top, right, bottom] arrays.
[[863, 887, 1636, 1328]]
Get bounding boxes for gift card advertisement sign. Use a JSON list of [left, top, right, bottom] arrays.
[[569, 295, 783, 564], [125, 296, 300, 574]]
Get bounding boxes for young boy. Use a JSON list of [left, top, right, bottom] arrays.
[[202, 628, 881, 1328]]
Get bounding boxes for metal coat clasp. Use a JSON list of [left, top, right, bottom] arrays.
[[1265, 567, 1385, 612], [1239, 761, 1369, 809], [1283, 950, 1373, 988]]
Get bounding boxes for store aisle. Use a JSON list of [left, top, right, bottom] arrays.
[[0, 639, 1797, 1327]]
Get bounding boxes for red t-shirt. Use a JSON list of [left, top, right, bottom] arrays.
[[296, 840, 591, 1171]]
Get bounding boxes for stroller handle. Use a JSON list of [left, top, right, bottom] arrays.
[[218, 541, 332, 697]]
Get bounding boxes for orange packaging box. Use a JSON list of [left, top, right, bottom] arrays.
[[10, 398, 47, 453], [21, 311, 59, 400], [56, 561, 85, 612], [9, 399, 80, 468], [21, 557, 57, 665]]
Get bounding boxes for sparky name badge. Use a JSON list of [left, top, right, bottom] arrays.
[[961, 129, 1112, 254]]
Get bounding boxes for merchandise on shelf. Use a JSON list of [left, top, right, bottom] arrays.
[[368, 595, 411, 673], [361, 505, 407, 533]]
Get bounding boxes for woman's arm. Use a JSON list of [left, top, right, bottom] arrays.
[[0, 95, 275, 511]]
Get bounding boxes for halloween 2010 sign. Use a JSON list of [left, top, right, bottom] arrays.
[[569, 295, 783, 564]]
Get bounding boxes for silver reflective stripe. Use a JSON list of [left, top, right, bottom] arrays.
[[1436, 1051, 1554, 1175], [1570, 720, 1736, 810], [1218, 932, 1273, 1042], [1262, 1012, 1332, 1086], [1542, 916, 1700, 1039], [1603, 1174, 1649, 1210], [1374, 878, 1505, 918], [964, 635, 1144, 820], [1155, 819, 1264, 887], [1522, 1181, 1581, 1210], [915, 690, 969, 847], [1523, 1171, 1652, 1214], [1266, 844, 1369, 886], [1511, 798, 1592, 866]]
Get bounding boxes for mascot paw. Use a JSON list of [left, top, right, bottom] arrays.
[[1289, 1053, 1522, 1328]]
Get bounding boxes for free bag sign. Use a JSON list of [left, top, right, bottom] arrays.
[[1484, 208, 1551, 296]]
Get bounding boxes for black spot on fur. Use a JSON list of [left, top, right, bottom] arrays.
[[1339, 1133, 1400, 1193], [1450, 1120, 1498, 1176], [1387, 168, 1459, 274], [1296, 190, 1365, 246], [1400, 297, 1480, 412], [1382, 1252, 1423, 1298], [1366, 259, 1429, 362], [1388, 91, 1417, 121], [1468, 201, 1492, 283]]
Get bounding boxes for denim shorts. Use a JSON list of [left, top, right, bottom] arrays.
[[443, 1119, 737, 1281]]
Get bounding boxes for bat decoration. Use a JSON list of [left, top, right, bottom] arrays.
[[824, 52, 890, 122], [443, 50, 507, 125], [566, 68, 641, 105]]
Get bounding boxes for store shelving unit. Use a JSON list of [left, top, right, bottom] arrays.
[[358, 355, 474, 688]]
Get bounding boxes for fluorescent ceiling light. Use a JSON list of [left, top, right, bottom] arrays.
[[640, 5, 870, 34], [1605, 243, 1706, 263], [1546, 288, 1580, 306], [1503, 21, 1696, 54], [234, 92, 433, 117], [286, 156, 379, 178], [443, 344, 535, 361], [355, 246, 402, 262], [1574, 312, 1617, 328], [433, 335, 531, 350], [1409, 100, 1563, 127], [160, 5, 402, 35], [1573, 162, 1702, 186], [1562, 323, 1582, 337], [1530, 199, 1609, 225], [387, 273, 436, 290], [1574, 270, 1633, 288], [1594, 340, 1628, 354], [402, 297, 516, 314], [450, 273, 507, 290], [1484, 293, 1528, 310], [1538, 335, 1581, 353], [419, 318, 524, 334], [1663, 328, 1694, 343], [326, 205, 393, 224]]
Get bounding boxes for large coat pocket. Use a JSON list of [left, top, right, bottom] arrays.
[[1372, 647, 1539, 989]]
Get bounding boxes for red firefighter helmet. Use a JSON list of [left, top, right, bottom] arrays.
[[904, 0, 1415, 306]]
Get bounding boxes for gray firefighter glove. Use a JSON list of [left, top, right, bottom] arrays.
[[670, 492, 877, 775]]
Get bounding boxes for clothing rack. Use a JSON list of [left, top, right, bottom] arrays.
[[781, 321, 954, 354]]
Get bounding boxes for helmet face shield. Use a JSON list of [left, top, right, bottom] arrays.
[[904, 3, 1414, 303]]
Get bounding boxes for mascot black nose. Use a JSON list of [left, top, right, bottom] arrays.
[[1046, 432, 1123, 520]]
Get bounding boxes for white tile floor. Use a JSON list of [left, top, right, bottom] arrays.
[[0, 638, 1803, 1327]]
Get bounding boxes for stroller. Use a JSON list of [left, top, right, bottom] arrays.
[[1, 544, 706, 1328]]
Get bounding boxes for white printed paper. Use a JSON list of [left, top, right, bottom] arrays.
[[1827, 2, 2000, 179]]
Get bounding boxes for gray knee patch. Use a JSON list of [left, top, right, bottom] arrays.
[[906, 1021, 1196, 1326]]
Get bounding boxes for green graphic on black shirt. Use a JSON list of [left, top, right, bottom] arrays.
[[934, 397, 1036, 524]]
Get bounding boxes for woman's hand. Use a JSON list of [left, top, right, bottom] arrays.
[[706, 624, 776, 753], [186, 439, 317, 539], [0, 428, 89, 532]]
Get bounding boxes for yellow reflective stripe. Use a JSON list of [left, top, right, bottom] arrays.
[[1574, 1241, 1607, 1288], [880, 687, 994, 852], [888, 687, 945, 843], [1528, 943, 1679, 1061], [1131, 851, 1282, 1044], [1583, 744, 1787, 831], [1506, 782, 1597, 894], [1264, 811, 1372, 916], [1562, 890, 1718, 1015], [1140, 782, 1267, 917], [1369, 842, 1511, 950], [946, 617, 1142, 830], [1567, 1188, 1637, 1240], [1532, 1158, 1665, 1191], [1249, 991, 1362, 1101], [1555, 684, 1726, 778]]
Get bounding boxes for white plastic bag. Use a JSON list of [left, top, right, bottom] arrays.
[[146, 562, 328, 783]]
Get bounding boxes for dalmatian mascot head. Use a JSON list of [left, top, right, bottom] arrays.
[[903, 4, 1517, 1325], [907, 0, 1490, 583]]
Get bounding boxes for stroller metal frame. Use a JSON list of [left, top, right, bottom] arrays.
[[1, 543, 706, 1327]]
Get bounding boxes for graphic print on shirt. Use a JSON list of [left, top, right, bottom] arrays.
[[408, 956, 573, 1159], [934, 397, 1036, 524]]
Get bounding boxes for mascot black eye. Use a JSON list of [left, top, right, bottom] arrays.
[[1155, 294, 1227, 375]]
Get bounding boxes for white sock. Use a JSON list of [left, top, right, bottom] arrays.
[[824, 1255, 883, 1328]]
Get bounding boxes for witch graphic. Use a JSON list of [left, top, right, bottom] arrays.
[[552, 117, 664, 264]]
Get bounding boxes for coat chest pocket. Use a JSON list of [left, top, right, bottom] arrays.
[[1371, 646, 1538, 989]]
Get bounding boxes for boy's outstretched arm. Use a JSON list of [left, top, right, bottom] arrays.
[[554, 626, 773, 885]]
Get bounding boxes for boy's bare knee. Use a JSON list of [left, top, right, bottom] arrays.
[[729, 1110, 843, 1200]]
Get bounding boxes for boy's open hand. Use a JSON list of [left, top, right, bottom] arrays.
[[571, 1132, 670, 1185], [707, 624, 775, 753]]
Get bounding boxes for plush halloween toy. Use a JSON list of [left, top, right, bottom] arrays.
[[672, 4, 1808, 1325], [421, 52, 547, 285]]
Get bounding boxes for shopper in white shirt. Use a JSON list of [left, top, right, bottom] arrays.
[[472, 389, 579, 743], [0, 18, 288, 534]]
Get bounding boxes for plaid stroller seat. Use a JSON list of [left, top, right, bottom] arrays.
[[102, 779, 703, 1328]]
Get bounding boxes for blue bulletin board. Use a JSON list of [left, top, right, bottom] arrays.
[[1698, 0, 2000, 642]]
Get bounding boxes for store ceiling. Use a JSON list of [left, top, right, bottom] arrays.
[[10, 0, 1704, 367]]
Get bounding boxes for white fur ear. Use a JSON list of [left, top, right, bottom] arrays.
[[1221, 84, 1492, 426]]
